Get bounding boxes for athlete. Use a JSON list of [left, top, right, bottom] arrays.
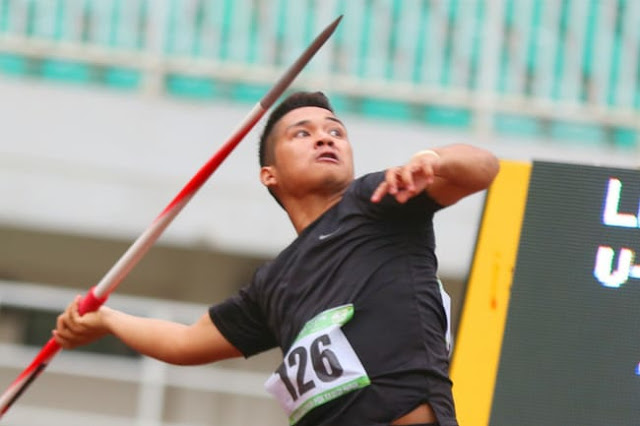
[[54, 91, 499, 426]]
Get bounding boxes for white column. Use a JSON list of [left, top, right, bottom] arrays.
[[141, 0, 169, 96], [135, 306, 170, 426], [474, 0, 506, 141]]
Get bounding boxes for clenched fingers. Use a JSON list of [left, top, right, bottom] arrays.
[[53, 295, 105, 349], [54, 296, 80, 348]]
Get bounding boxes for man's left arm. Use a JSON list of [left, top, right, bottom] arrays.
[[371, 144, 499, 207]]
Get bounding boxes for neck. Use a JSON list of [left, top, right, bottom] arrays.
[[282, 190, 345, 234]]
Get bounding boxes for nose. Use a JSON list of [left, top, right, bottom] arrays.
[[315, 132, 335, 148]]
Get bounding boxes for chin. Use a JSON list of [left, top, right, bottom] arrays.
[[321, 171, 353, 190]]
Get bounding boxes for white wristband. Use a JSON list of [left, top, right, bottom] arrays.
[[412, 149, 440, 160]]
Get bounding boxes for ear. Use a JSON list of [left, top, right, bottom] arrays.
[[260, 165, 278, 189]]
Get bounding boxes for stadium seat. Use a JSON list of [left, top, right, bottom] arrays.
[[104, 67, 141, 89], [0, 53, 27, 76], [550, 120, 605, 145], [495, 113, 543, 138], [424, 105, 471, 129], [166, 74, 218, 99], [231, 82, 271, 104], [361, 97, 412, 121], [41, 59, 91, 83]]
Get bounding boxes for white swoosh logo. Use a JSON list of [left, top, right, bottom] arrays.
[[318, 227, 341, 240]]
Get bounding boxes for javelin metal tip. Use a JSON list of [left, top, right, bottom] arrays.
[[322, 15, 343, 40]]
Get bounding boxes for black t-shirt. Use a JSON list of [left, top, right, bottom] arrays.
[[209, 172, 458, 426]]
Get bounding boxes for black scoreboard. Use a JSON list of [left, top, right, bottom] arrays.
[[451, 160, 640, 425]]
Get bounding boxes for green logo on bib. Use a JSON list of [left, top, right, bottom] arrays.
[[294, 304, 354, 343]]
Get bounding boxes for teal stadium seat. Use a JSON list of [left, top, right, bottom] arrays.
[[361, 97, 412, 121], [104, 67, 141, 90], [495, 113, 543, 139], [166, 74, 218, 99], [424, 106, 471, 129], [550, 121, 605, 146], [0, 53, 27, 76], [41, 59, 91, 83], [231, 82, 271, 104], [613, 127, 637, 149]]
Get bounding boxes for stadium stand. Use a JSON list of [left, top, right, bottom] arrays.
[[1, 0, 637, 145]]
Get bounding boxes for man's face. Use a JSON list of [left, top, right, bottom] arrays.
[[261, 106, 354, 199]]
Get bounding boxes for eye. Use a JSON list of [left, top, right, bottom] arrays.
[[329, 128, 343, 137], [294, 129, 310, 138]]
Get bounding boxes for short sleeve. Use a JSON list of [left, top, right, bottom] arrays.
[[209, 276, 277, 358]]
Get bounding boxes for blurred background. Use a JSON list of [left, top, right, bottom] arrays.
[[0, 0, 638, 424]]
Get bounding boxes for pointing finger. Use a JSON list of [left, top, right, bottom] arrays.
[[385, 167, 401, 195], [371, 181, 389, 203]]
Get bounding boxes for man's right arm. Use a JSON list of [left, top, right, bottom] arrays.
[[54, 296, 243, 365]]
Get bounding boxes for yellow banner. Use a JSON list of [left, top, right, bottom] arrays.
[[450, 160, 531, 426]]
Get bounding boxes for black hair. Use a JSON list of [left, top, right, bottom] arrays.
[[258, 91, 334, 167]]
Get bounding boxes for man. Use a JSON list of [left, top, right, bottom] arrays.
[[55, 91, 499, 426]]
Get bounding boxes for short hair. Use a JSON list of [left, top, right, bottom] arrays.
[[258, 91, 334, 167]]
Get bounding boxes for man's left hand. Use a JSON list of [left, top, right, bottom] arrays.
[[370, 150, 440, 204]]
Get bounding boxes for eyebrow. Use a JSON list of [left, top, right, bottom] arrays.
[[326, 116, 344, 126], [285, 116, 345, 132]]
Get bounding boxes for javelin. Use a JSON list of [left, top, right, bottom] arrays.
[[0, 15, 342, 418]]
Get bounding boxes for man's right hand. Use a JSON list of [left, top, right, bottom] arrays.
[[53, 295, 110, 349]]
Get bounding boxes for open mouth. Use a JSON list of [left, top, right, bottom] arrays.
[[317, 151, 339, 163]]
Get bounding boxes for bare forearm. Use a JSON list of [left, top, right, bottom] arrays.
[[429, 144, 499, 192], [102, 308, 192, 365], [418, 144, 499, 206], [101, 308, 241, 365]]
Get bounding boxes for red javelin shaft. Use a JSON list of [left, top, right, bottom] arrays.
[[0, 15, 342, 418]]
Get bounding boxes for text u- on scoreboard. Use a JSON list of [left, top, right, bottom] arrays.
[[450, 160, 640, 426]]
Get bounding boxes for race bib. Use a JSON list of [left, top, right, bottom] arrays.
[[264, 304, 370, 425]]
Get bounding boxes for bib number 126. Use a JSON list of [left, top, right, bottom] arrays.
[[276, 333, 343, 401], [264, 304, 370, 424]]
